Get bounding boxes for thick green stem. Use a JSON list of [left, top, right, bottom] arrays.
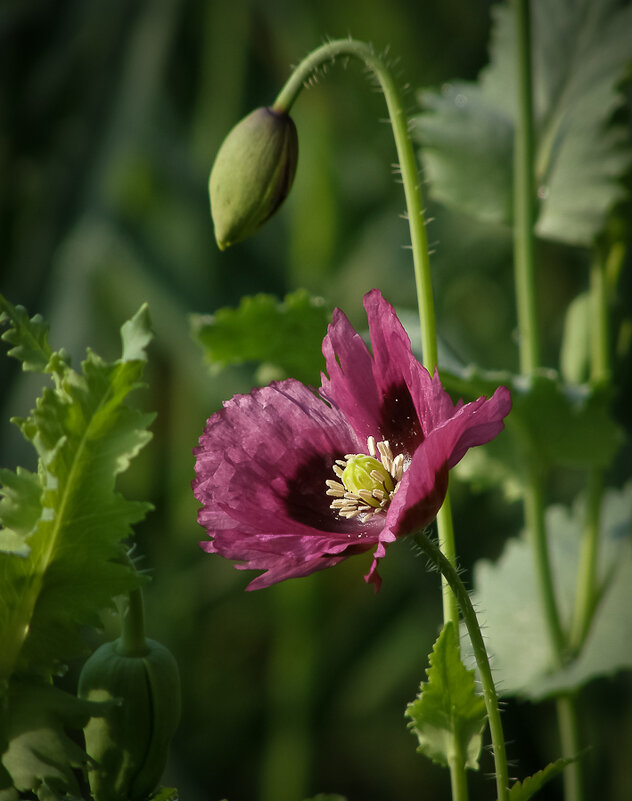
[[513, 3, 582, 798], [117, 586, 148, 657], [556, 695, 584, 801], [524, 467, 566, 661], [415, 532, 510, 801], [571, 246, 617, 651], [589, 249, 611, 385], [513, 0, 540, 375], [449, 741, 469, 801], [436, 489, 460, 627], [570, 470, 603, 651]]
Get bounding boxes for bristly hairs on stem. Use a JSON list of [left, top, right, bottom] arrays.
[[271, 40, 510, 800]]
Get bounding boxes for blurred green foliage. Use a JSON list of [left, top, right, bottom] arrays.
[[1, 1, 631, 801]]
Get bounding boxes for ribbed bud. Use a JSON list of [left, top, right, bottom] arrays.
[[209, 106, 298, 249], [78, 638, 181, 801]]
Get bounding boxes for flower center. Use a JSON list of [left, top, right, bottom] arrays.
[[326, 436, 404, 522]]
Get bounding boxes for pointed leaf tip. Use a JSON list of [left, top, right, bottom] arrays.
[[405, 621, 487, 771], [505, 756, 578, 801], [121, 303, 154, 363]]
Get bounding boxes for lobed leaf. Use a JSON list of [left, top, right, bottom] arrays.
[[0, 468, 41, 557], [0, 679, 106, 801], [149, 788, 180, 801], [405, 621, 487, 770], [0, 297, 56, 373], [442, 365, 622, 495], [463, 483, 632, 698], [0, 300, 155, 682], [505, 757, 576, 801], [414, 0, 632, 246], [191, 289, 331, 386]]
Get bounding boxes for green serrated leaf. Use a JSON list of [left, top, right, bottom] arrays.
[[121, 302, 153, 363], [405, 621, 487, 771], [441, 366, 622, 482], [0, 304, 154, 681], [0, 679, 106, 801], [0, 296, 55, 373], [414, 82, 514, 226], [191, 289, 331, 386], [463, 483, 632, 698], [149, 787, 180, 801], [505, 756, 576, 801], [0, 468, 42, 557], [414, 0, 632, 246]]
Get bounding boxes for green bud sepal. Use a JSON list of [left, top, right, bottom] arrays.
[[209, 106, 298, 249]]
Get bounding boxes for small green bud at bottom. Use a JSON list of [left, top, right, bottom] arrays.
[[78, 638, 181, 801]]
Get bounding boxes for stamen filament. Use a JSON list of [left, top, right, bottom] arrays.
[[327, 436, 405, 522]]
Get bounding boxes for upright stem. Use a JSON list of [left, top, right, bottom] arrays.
[[117, 587, 148, 657], [449, 741, 470, 801], [556, 696, 584, 801], [524, 467, 566, 659], [274, 39, 478, 797], [513, 0, 540, 375], [570, 470, 603, 651], [513, 3, 581, 798], [513, 0, 567, 679], [275, 38, 468, 797], [570, 245, 618, 651], [415, 532, 510, 801], [436, 490, 460, 627], [589, 248, 612, 385]]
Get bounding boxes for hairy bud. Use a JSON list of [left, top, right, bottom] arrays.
[[209, 106, 298, 249]]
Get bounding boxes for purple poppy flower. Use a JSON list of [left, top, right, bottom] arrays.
[[193, 289, 511, 590]]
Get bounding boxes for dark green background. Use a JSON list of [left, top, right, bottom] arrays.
[[1, 2, 630, 800]]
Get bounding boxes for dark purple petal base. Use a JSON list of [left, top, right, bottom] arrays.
[[194, 290, 512, 590]]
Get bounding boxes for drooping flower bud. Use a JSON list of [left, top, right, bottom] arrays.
[[209, 106, 298, 249], [78, 637, 181, 801]]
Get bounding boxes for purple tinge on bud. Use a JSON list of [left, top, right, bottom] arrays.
[[209, 106, 298, 249]]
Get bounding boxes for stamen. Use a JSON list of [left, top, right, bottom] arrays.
[[377, 440, 393, 472], [326, 436, 407, 522]]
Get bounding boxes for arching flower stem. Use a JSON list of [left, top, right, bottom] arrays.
[[273, 39, 437, 371], [273, 37, 460, 625], [272, 39, 508, 799]]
